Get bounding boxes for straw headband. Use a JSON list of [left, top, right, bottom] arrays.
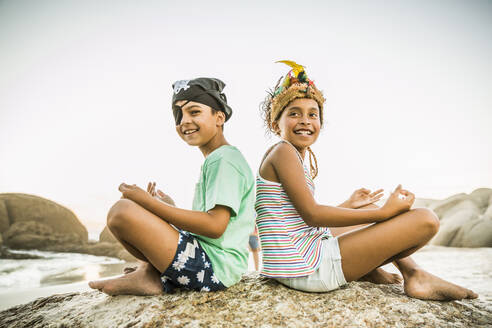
[[268, 60, 325, 128]]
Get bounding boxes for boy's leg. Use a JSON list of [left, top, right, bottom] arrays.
[[89, 199, 180, 295], [338, 208, 477, 300], [252, 249, 260, 271]]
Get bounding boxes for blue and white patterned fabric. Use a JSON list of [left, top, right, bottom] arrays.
[[160, 230, 226, 293]]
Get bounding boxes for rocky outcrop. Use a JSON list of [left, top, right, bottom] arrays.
[[99, 225, 117, 243], [0, 274, 490, 328], [0, 193, 88, 247], [0, 193, 137, 261], [429, 188, 492, 247]]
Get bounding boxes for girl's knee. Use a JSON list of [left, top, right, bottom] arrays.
[[107, 199, 136, 231], [412, 208, 440, 236]]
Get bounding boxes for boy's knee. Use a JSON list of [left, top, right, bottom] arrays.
[[413, 208, 440, 236], [107, 199, 135, 231]]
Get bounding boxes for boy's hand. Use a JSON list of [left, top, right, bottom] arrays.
[[147, 182, 157, 197], [147, 181, 176, 206], [346, 188, 384, 208], [119, 183, 152, 205], [380, 184, 415, 219]]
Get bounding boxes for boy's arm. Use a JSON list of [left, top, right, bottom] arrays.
[[119, 183, 230, 238], [145, 198, 230, 238]]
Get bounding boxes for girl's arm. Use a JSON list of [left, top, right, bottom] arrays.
[[119, 183, 230, 238], [269, 143, 413, 227]]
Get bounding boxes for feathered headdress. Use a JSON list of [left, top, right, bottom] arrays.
[[269, 60, 325, 127], [267, 60, 325, 179]]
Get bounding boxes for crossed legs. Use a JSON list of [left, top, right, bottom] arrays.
[[89, 199, 179, 295], [337, 207, 477, 300]]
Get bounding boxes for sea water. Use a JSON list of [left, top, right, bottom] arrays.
[[0, 249, 126, 292]]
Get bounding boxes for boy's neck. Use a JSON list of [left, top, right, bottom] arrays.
[[199, 133, 229, 157]]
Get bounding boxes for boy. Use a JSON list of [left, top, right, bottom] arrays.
[[89, 78, 255, 294]]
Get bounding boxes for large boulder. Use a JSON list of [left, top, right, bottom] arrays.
[[429, 193, 469, 218], [469, 188, 492, 209], [0, 274, 490, 327], [430, 210, 479, 246], [429, 188, 492, 247], [0, 193, 88, 246]]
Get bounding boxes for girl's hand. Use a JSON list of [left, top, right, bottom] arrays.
[[346, 188, 384, 208], [147, 181, 176, 206], [119, 183, 152, 205], [380, 184, 415, 219]]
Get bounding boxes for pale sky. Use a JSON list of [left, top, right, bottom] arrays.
[[1, 0, 491, 234]]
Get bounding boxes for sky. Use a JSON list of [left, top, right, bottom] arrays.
[[1, 0, 491, 234]]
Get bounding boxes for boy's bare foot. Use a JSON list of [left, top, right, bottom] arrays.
[[403, 268, 478, 301], [360, 268, 403, 285], [89, 263, 162, 296]]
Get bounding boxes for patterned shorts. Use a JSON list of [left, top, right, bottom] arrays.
[[160, 230, 226, 293]]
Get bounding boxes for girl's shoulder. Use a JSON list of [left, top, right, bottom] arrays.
[[264, 141, 302, 165]]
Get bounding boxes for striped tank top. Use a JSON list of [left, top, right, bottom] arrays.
[[255, 141, 332, 278]]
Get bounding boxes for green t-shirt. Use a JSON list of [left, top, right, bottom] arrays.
[[190, 145, 255, 287]]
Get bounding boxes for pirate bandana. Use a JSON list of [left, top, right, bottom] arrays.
[[171, 77, 233, 125]]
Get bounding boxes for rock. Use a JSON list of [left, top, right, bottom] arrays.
[[0, 201, 9, 233], [3, 221, 84, 250], [412, 198, 436, 209], [117, 249, 138, 262], [0, 193, 88, 244], [429, 193, 469, 218], [0, 247, 45, 259], [470, 188, 492, 209], [99, 226, 138, 261], [99, 226, 117, 243], [427, 188, 492, 247], [0, 274, 490, 328], [431, 210, 479, 246], [455, 217, 492, 247], [4, 221, 53, 240]]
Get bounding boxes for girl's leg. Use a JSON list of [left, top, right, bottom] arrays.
[[330, 204, 402, 285], [89, 199, 180, 295], [338, 208, 477, 300]]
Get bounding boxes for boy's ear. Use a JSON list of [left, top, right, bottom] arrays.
[[216, 110, 226, 127]]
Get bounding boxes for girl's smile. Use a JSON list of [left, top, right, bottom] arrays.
[[274, 98, 321, 155]]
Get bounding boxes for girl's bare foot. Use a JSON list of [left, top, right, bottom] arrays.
[[360, 268, 403, 285], [89, 263, 162, 296], [403, 268, 478, 301]]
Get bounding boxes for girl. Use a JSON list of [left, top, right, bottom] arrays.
[[255, 61, 477, 301]]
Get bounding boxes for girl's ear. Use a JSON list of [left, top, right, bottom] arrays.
[[271, 121, 281, 136]]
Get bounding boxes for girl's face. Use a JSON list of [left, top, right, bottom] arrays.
[[174, 100, 224, 147], [273, 98, 321, 150]]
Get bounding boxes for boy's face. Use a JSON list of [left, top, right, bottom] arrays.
[[174, 100, 225, 147], [273, 98, 321, 150]]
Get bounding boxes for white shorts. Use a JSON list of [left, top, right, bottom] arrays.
[[274, 237, 347, 292]]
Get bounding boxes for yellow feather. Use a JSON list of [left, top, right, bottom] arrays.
[[276, 60, 305, 77]]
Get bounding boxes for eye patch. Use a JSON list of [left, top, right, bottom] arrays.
[[172, 100, 190, 125]]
